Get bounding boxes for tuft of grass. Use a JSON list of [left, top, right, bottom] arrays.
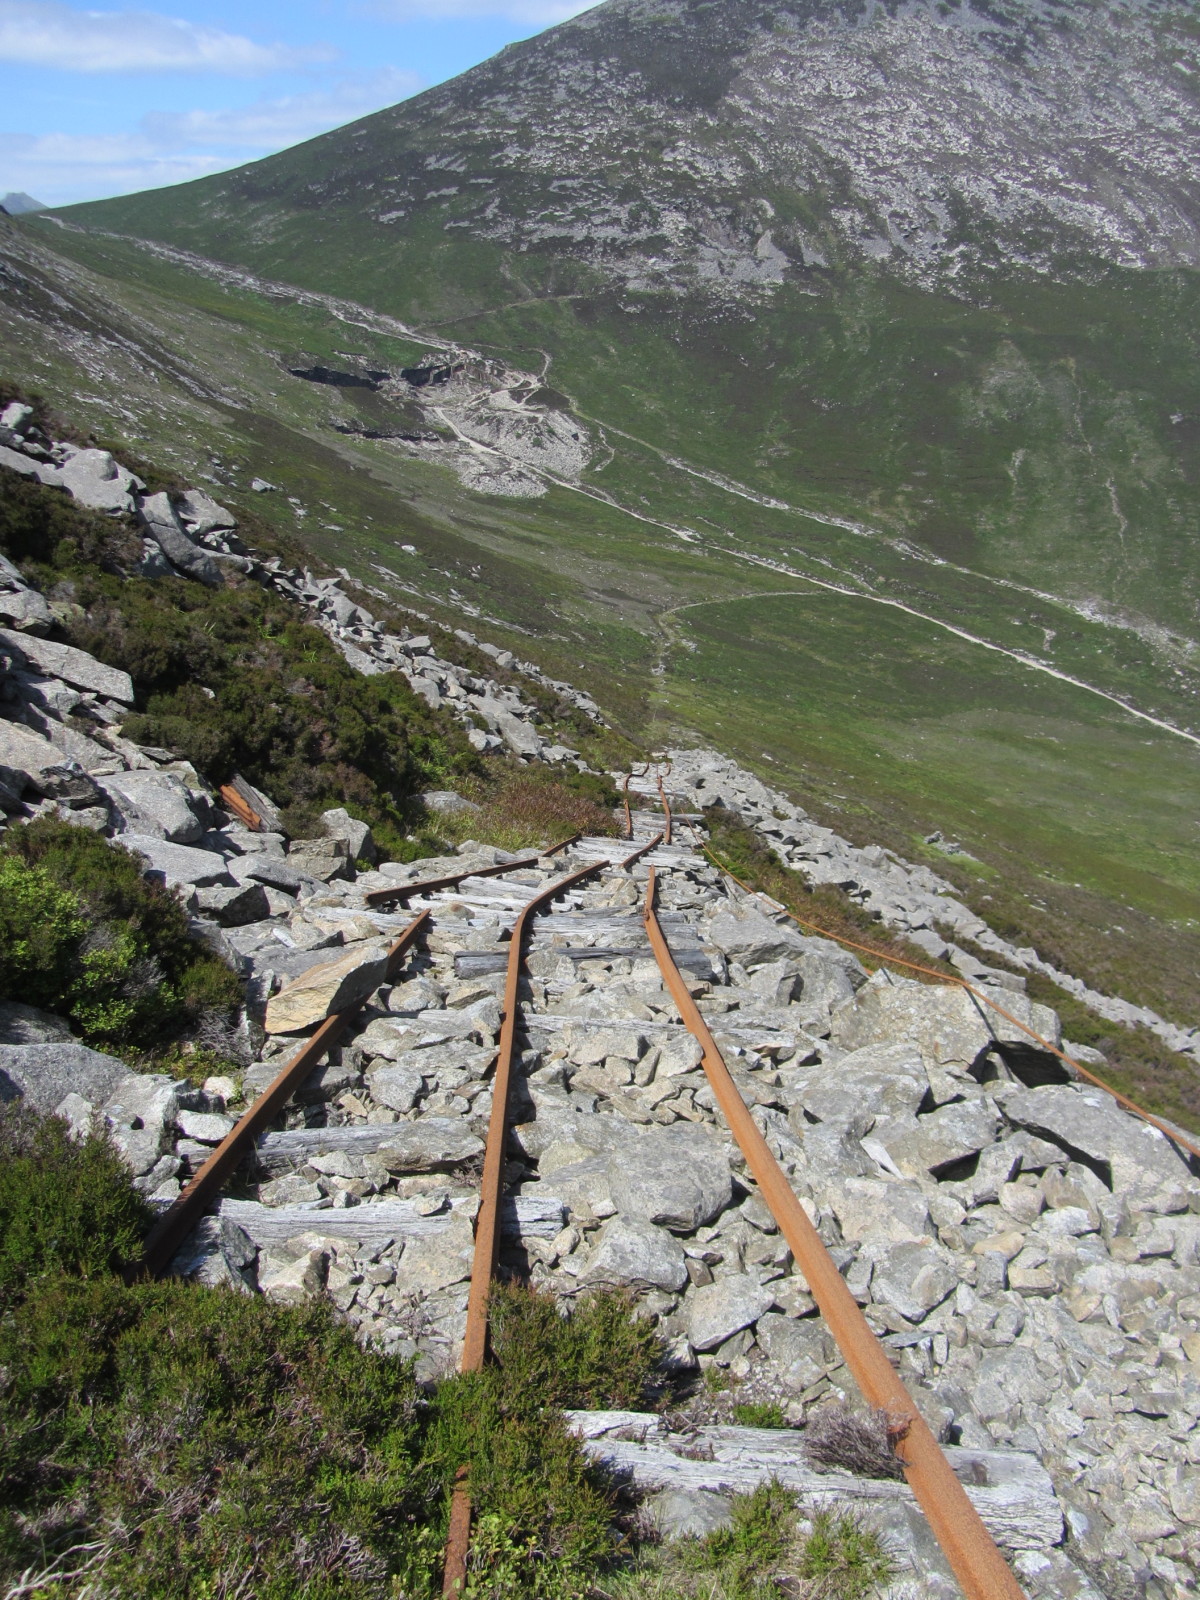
[[794, 1508, 897, 1598], [604, 1484, 893, 1600], [731, 1401, 787, 1430], [802, 1405, 908, 1482], [489, 1280, 664, 1411], [678, 1481, 796, 1600]]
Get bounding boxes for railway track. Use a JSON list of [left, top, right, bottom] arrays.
[[139, 772, 1197, 1598]]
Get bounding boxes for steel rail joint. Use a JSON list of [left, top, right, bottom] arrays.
[[138, 908, 432, 1280], [641, 867, 1027, 1600]]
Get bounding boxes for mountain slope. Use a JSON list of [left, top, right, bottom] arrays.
[[64, 0, 1200, 293]]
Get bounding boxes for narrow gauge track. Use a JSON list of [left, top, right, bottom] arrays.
[[140, 773, 1190, 1598], [137, 835, 586, 1279], [441, 792, 1026, 1600]]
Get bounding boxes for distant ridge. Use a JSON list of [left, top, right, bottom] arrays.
[[1, 193, 47, 215]]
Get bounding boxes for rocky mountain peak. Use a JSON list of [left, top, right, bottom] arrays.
[[128, 0, 1200, 300]]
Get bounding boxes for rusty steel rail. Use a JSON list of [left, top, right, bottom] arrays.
[[442, 830, 665, 1596], [137, 909, 431, 1279], [641, 866, 1026, 1600], [364, 832, 582, 908], [656, 769, 673, 845]]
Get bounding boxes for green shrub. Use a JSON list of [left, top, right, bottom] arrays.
[[0, 1103, 150, 1301], [0, 818, 241, 1053], [488, 1281, 664, 1411], [732, 1401, 787, 1429]]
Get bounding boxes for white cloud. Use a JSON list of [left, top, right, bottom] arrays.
[[141, 69, 421, 149], [372, 0, 601, 24], [0, 1, 334, 74], [2, 72, 422, 205]]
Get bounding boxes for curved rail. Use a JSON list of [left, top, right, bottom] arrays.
[[443, 830, 665, 1596], [138, 908, 431, 1278], [656, 769, 673, 845], [641, 867, 1026, 1600], [698, 840, 1200, 1166]]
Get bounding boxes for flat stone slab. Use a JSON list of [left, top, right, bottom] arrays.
[[0, 1041, 132, 1112], [120, 833, 235, 888], [0, 627, 134, 703]]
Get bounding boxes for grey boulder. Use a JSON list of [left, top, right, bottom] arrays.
[[585, 1215, 688, 1291], [138, 492, 223, 586], [101, 769, 205, 843], [58, 448, 141, 514], [177, 489, 238, 536], [320, 806, 376, 863], [686, 1273, 774, 1351], [862, 1237, 960, 1322], [0, 1040, 129, 1112], [833, 971, 1061, 1073], [874, 1098, 999, 1178], [0, 1001, 74, 1045], [608, 1123, 732, 1231], [998, 1083, 1192, 1192], [648, 1489, 733, 1541], [119, 833, 234, 889]]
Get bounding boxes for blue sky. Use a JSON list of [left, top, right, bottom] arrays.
[[1, 0, 602, 207]]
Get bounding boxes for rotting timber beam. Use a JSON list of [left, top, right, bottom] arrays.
[[641, 866, 1028, 1600], [442, 831, 665, 1597]]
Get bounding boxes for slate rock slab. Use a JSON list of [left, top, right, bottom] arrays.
[[0, 1040, 130, 1111], [0, 626, 134, 702]]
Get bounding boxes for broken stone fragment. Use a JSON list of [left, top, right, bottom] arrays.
[[320, 806, 376, 863], [170, 1215, 257, 1293], [686, 1273, 774, 1351], [585, 1214, 688, 1292], [607, 1123, 733, 1232]]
